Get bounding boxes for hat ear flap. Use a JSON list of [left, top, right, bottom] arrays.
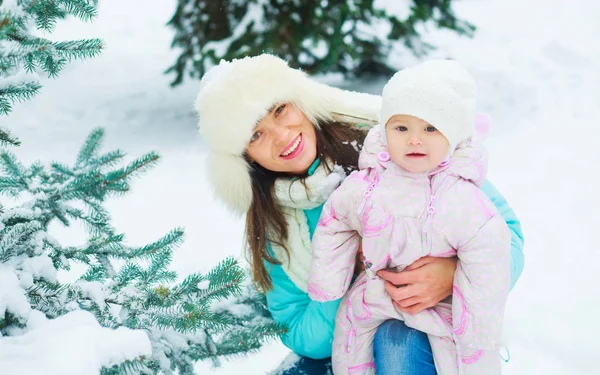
[[207, 153, 253, 215], [474, 112, 492, 141]]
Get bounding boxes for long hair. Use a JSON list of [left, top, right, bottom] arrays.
[[245, 120, 367, 292]]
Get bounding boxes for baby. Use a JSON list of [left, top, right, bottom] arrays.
[[308, 60, 511, 375]]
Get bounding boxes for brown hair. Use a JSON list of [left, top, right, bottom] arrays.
[[245, 120, 367, 292]]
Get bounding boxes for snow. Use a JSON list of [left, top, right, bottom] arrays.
[[76, 280, 107, 307], [0, 69, 40, 90], [204, 0, 267, 57], [0, 265, 31, 319], [0, 0, 24, 17], [0, 0, 599, 373], [213, 298, 255, 318], [0, 310, 152, 375], [374, 0, 412, 21], [266, 352, 303, 375], [302, 38, 329, 59], [21, 255, 58, 283]]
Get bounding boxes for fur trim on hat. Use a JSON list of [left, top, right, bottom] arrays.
[[206, 152, 253, 214], [195, 54, 382, 215]]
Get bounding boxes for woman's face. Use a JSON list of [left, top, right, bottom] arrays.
[[245, 103, 318, 175]]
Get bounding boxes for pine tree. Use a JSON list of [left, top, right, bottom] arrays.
[[0, 0, 102, 126], [0, 128, 284, 374], [166, 0, 475, 86], [1, 1, 283, 373]]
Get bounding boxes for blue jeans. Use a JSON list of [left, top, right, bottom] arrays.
[[277, 356, 332, 375], [373, 319, 437, 375], [277, 320, 436, 374]]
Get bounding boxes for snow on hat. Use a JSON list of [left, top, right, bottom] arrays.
[[195, 54, 382, 215], [380, 59, 477, 153]]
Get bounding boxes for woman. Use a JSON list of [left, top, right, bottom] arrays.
[[195, 54, 524, 374]]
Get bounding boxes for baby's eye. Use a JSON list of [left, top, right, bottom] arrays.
[[250, 131, 262, 143], [395, 126, 408, 131], [274, 104, 286, 116], [425, 125, 437, 132]]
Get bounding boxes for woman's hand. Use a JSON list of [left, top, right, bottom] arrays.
[[376, 256, 458, 314]]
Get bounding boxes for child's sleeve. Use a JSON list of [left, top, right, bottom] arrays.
[[452, 187, 512, 353], [307, 170, 368, 302]]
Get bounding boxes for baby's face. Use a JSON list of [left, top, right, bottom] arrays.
[[385, 114, 449, 173]]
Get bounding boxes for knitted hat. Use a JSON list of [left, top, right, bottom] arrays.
[[380, 59, 477, 153], [195, 54, 382, 215]]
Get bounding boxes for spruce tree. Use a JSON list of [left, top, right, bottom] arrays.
[[0, 129, 283, 374], [166, 0, 475, 86], [1, 1, 283, 373], [0, 0, 102, 146]]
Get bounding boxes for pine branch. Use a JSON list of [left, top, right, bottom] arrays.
[[56, 0, 98, 22], [100, 358, 154, 375], [50, 162, 76, 176], [76, 127, 104, 165], [213, 323, 285, 354], [53, 39, 103, 61], [0, 177, 27, 194], [144, 253, 177, 284], [104, 152, 160, 190], [200, 257, 245, 302], [0, 81, 42, 115], [26, 280, 73, 318], [0, 151, 26, 177], [91, 150, 126, 168], [0, 0, 103, 114], [81, 264, 108, 282], [121, 228, 185, 260], [29, 0, 63, 32], [114, 262, 143, 286]]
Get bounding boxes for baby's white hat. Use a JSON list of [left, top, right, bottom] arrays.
[[380, 59, 477, 152]]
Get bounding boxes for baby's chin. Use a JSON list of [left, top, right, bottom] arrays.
[[405, 167, 434, 173], [399, 161, 438, 173]]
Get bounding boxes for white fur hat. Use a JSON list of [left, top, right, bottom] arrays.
[[195, 54, 382, 215], [380, 59, 477, 153]]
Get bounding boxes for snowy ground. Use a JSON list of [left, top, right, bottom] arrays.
[[2, 0, 599, 373]]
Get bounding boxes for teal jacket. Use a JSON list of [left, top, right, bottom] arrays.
[[264, 180, 524, 359]]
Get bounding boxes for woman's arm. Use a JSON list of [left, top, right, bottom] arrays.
[[377, 179, 524, 314], [265, 258, 340, 359], [480, 180, 525, 289]]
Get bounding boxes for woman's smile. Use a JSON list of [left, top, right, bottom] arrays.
[[280, 133, 304, 159]]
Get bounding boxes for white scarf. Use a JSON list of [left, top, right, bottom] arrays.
[[270, 163, 345, 292]]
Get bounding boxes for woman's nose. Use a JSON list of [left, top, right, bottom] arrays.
[[272, 125, 290, 144]]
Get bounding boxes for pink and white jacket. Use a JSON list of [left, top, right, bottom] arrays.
[[308, 126, 511, 375]]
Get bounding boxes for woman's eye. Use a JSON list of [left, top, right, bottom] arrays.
[[274, 104, 286, 116], [250, 131, 262, 143], [425, 125, 437, 132], [395, 126, 408, 131]]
